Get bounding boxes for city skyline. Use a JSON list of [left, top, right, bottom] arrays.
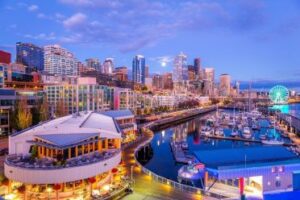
[[1, 0, 300, 81]]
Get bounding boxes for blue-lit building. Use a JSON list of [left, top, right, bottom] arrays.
[[132, 55, 145, 84], [16, 42, 44, 72], [195, 146, 300, 198], [0, 65, 4, 88]]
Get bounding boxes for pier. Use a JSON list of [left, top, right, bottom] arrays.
[[170, 141, 197, 164], [276, 113, 300, 135], [203, 135, 295, 147]]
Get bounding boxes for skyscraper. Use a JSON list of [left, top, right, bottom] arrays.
[[44, 45, 78, 76], [132, 55, 145, 84], [194, 57, 201, 79], [86, 58, 101, 72], [145, 65, 149, 78], [152, 74, 163, 90], [173, 52, 187, 82], [102, 58, 114, 74], [188, 65, 196, 81], [203, 68, 215, 96], [219, 74, 231, 96], [114, 66, 128, 81], [162, 73, 173, 90], [16, 42, 44, 71]]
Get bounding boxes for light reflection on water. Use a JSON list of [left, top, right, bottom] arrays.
[[270, 103, 300, 117]]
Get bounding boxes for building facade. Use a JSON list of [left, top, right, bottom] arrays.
[[114, 66, 128, 81], [0, 50, 11, 64], [132, 55, 145, 84], [16, 42, 44, 72], [86, 58, 101, 72], [102, 58, 114, 74], [173, 52, 188, 83], [44, 45, 78, 76], [194, 57, 201, 79], [45, 77, 105, 115], [113, 88, 135, 110], [5, 112, 122, 199], [203, 68, 215, 96], [219, 74, 231, 96]]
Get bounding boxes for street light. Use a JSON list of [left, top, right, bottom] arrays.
[[47, 187, 52, 200]]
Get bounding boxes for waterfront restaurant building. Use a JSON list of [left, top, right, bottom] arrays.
[[4, 111, 122, 199], [101, 109, 137, 144]]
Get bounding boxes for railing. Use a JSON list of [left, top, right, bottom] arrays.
[[5, 150, 121, 170], [276, 113, 300, 132], [92, 180, 132, 200], [133, 128, 228, 200]]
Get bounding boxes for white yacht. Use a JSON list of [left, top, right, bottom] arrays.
[[181, 142, 189, 150], [242, 127, 252, 139], [230, 129, 239, 137], [214, 128, 224, 136], [201, 126, 212, 136], [262, 139, 284, 145], [259, 134, 267, 140]]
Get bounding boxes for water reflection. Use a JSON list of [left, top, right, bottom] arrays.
[[270, 103, 300, 117]]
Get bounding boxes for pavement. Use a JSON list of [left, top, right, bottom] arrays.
[[121, 132, 218, 200]]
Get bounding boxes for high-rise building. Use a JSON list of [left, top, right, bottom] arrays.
[[173, 52, 187, 82], [114, 66, 128, 81], [162, 73, 173, 90], [44, 45, 78, 76], [0, 50, 11, 64], [132, 55, 145, 84], [45, 77, 105, 114], [145, 77, 153, 90], [194, 57, 201, 79], [188, 65, 196, 81], [0, 65, 4, 88], [86, 58, 101, 72], [145, 65, 149, 78], [203, 68, 215, 96], [16, 42, 44, 71], [152, 74, 163, 90], [219, 74, 231, 96], [102, 58, 114, 74]]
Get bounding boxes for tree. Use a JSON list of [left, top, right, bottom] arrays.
[[9, 108, 18, 132], [39, 96, 50, 121], [55, 98, 67, 118], [31, 107, 40, 125], [16, 98, 32, 130]]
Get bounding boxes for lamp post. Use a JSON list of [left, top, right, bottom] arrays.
[[46, 187, 52, 200]]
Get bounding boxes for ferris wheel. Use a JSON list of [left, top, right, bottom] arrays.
[[269, 85, 289, 104]]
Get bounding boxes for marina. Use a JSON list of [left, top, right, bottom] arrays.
[[138, 103, 300, 200]]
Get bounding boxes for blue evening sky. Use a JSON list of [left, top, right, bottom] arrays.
[[0, 0, 300, 82]]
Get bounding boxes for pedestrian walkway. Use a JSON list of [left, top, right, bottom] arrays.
[[121, 132, 218, 200]]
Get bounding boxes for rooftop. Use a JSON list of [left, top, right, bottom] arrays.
[[100, 109, 134, 119], [35, 133, 99, 148], [11, 111, 121, 138], [194, 146, 300, 169]]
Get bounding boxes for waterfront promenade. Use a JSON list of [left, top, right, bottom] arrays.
[[121, 131, 216, 200]]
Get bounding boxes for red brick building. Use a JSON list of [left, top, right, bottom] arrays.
[[0, 50, 11, 64]]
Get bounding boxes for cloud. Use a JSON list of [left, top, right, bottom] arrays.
[[63, 13, 87, 28], [24, 32, 56, 40], [150, 56, 173, 66], [28, 4, 39, 12], [57, 0, 268, 52]]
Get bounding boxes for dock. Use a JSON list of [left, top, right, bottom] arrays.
[[170, 141, 197, 164], [203, 135, 295, 147]]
